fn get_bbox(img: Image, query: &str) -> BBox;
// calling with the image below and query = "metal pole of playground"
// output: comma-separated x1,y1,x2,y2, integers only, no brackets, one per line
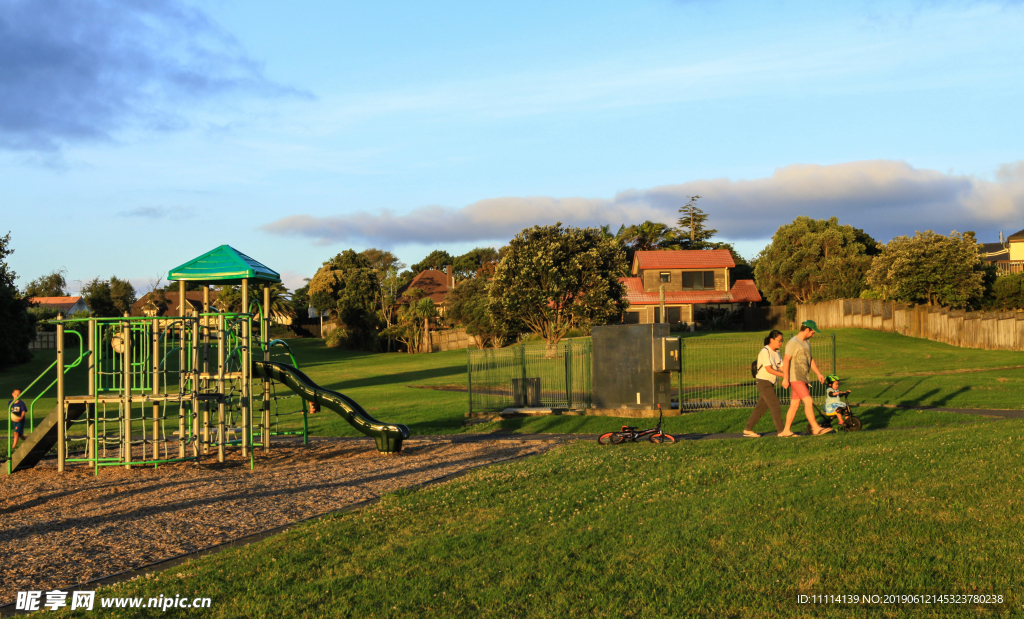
179,280,187,459
87,318,96,464
241,278,250,457
152,321,159,460
56,314,65,473
122,317,132,470
202,286,211,456
191,318,200,460
263,283,271,454
217,312,226,463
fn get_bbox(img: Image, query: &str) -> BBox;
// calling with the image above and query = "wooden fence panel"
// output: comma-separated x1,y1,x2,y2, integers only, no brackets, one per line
796,298,1024,351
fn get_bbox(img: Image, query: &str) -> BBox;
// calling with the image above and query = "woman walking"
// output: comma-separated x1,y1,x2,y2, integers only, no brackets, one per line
743,330,785,437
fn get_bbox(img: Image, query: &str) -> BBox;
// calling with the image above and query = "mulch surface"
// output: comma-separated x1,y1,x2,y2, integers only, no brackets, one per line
0,437,559,604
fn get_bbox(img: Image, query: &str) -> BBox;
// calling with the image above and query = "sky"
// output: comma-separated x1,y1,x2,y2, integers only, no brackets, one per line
2,0,1023,295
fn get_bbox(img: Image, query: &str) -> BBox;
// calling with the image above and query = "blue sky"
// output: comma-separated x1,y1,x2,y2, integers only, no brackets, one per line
2,0,1023,294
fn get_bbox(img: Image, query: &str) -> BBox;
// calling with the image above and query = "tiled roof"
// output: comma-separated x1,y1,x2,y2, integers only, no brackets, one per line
398,269,452,305
1008,228,1024,241
632,249,735,273
620,277,761,304
30,296,83,310
131,290,221,316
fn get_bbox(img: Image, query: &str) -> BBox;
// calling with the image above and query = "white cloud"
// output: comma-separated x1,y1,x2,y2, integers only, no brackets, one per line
261,159,1024,246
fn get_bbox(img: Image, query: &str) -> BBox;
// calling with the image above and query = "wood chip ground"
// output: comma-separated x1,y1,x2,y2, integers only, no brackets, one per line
0,437,557,604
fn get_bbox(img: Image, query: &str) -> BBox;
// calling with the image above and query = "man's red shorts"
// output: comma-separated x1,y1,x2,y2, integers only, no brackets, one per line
790,380,811,399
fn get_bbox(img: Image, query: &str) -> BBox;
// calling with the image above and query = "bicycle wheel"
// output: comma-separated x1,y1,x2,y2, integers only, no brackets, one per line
843,416,862,432
598,432,624,445
649,432,676,444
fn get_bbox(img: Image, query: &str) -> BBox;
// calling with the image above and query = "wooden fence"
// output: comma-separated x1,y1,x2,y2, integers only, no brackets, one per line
422,327,475,352
796,299,1024,351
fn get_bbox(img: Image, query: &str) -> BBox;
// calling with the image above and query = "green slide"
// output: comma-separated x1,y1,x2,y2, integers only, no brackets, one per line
6,403,88,474
253,360,410,453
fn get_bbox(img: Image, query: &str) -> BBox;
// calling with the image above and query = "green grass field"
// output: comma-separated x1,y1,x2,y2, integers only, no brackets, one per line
4,328,1021,457
61,418,1024,618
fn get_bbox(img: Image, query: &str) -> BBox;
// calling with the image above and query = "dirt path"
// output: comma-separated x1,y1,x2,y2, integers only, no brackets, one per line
0,437,559,604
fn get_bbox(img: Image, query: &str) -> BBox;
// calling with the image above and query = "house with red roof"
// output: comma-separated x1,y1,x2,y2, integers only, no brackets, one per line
397,266,457,314
29,296,90,315
620,249,761,324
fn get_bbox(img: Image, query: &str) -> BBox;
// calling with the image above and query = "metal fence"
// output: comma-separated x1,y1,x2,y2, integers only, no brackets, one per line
466,334,835,413
678,333,835,410
467,340,592,413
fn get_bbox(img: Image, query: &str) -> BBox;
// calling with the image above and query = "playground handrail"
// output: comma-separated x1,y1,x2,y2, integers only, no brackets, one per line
6,332,89,472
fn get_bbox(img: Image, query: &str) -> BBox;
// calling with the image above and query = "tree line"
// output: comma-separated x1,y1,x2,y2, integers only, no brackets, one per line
1,205,1020,367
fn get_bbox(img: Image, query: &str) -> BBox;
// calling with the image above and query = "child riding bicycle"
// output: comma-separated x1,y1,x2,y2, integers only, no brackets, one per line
824,374,851,426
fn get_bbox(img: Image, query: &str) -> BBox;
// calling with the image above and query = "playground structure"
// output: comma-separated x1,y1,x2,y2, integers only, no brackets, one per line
6,246,410,475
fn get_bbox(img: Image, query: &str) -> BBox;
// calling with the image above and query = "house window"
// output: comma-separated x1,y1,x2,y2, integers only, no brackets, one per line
682,271,716,290
659,272,671,283
623,311,641,324
666,306,681,323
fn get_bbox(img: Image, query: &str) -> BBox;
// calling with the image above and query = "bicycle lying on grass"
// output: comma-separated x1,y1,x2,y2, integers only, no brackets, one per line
598,404,676,445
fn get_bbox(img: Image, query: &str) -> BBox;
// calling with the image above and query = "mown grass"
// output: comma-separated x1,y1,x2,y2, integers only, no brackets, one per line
4,328,1020,457
63,419,1024,618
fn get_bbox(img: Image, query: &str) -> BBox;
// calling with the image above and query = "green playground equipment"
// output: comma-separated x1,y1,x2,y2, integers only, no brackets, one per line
6,245,410,475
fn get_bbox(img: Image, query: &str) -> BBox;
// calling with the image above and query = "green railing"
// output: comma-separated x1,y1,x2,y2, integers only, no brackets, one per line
467,340,592,413
678,333,836,410
465,333,837,413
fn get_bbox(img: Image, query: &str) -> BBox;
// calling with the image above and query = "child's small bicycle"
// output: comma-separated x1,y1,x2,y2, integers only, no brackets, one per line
816,392,862,432
598,404,676,445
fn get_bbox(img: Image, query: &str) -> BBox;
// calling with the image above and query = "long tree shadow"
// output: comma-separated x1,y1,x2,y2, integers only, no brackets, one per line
316,365,467,392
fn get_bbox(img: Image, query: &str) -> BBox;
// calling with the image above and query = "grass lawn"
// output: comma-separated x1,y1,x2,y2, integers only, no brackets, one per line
4,328,1021,457
64,418,1024,618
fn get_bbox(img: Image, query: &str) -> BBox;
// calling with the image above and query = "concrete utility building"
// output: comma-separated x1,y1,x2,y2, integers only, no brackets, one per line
619,249,762,325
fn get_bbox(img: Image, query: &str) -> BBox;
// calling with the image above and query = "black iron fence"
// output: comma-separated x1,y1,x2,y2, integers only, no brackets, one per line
466,340,592,413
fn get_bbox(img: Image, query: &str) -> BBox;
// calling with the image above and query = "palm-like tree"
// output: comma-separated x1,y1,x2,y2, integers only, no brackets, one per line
413,298,437,353
622,221,677,251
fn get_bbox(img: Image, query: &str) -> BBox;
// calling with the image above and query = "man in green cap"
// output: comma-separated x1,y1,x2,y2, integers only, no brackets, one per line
778,320,832,436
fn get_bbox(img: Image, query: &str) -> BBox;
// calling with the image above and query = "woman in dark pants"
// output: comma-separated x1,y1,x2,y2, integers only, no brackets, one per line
743,330,785,437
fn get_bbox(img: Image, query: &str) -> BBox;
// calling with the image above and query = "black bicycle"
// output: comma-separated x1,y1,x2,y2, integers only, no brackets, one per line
598,404,676,445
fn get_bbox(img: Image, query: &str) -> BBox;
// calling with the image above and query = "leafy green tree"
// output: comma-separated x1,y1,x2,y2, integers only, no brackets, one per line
410,250,454,274
865,230,987,308
446,275,505,348
675,195,718,250
308,250,381,349
754,216,878,305
81,276,137,317
0,233,35,368
23,269,68,297
990,273,1024,309
453,247,500,280
489,223,627,347
291,279,311,318
383,287,426,353
359,248,406,349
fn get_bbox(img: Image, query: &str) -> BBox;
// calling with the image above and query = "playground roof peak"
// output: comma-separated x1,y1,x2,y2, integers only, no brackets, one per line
168,245,281,284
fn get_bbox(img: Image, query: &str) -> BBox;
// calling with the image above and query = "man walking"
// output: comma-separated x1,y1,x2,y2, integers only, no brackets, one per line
779,320,832,437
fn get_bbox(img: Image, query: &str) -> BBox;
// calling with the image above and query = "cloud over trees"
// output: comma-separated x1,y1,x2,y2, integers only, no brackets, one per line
262,160,1024,245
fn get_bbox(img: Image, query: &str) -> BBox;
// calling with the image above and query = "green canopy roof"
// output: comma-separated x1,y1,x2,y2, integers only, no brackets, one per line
168,245,281,284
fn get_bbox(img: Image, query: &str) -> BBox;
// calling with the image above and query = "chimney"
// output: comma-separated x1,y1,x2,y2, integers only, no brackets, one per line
446,264,454,289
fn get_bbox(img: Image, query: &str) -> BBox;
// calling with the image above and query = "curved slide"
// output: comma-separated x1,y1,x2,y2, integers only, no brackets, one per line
253,360,410,453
